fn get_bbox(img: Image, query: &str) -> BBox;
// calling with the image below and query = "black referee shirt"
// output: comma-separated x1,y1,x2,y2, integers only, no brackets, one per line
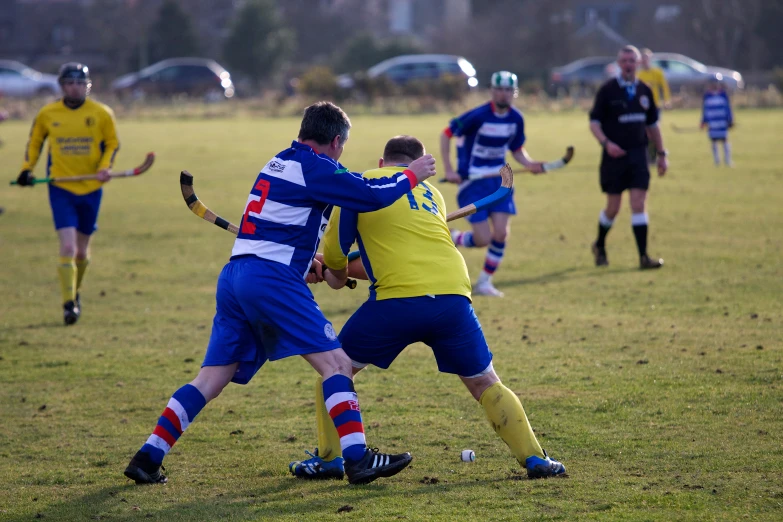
589,77,659,151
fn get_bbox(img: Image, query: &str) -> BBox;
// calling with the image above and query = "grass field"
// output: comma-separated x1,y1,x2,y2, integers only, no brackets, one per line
1,108,782,521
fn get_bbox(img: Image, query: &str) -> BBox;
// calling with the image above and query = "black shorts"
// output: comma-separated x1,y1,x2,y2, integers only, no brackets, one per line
600,147,650,194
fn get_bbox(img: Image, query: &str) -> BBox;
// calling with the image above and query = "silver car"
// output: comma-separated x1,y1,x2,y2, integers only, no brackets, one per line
550,53,744,94
338,54,478,89
647,53,744,91
0,60,60,98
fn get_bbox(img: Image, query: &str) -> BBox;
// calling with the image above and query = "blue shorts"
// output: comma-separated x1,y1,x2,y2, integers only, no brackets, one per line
457,178,515,223
48,185,103,235
203,256,341,385
338,295,492,377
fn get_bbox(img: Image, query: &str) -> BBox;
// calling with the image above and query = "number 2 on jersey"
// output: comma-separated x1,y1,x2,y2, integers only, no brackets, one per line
241,178,271,234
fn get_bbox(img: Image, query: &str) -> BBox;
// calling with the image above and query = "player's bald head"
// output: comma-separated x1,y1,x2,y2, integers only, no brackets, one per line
383,135,425,165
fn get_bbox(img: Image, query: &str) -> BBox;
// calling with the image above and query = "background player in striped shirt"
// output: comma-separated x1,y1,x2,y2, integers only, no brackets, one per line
14,63,119,325
290,135,565,480
124,102,437,486
701,75,734,166
441,71,545,297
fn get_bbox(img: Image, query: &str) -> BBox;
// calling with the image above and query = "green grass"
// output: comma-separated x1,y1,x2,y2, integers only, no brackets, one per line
1,109,782,521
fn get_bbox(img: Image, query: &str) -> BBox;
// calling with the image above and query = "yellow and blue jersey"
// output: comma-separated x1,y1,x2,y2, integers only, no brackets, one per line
323,166,472,301
22,98,120,195
637,67,671,108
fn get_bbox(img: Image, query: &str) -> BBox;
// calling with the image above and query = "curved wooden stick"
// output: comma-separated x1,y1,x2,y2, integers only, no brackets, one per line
10,152,155,185
180,171,356,289
446,163,514,222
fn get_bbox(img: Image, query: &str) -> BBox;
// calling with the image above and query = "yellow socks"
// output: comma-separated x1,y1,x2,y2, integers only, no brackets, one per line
75,257,90,292
57,257,77,304
479,381,545,464
314,377,343,461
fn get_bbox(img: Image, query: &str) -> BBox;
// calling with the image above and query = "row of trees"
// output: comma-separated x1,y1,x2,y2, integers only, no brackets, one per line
5,0,782,90
127,0,292,88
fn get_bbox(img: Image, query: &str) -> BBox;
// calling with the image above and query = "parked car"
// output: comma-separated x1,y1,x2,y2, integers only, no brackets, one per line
112,58,234,99
548,56,614,95
549,53,744,94
646,53,744,91
338,54,478,89
0,60,60,98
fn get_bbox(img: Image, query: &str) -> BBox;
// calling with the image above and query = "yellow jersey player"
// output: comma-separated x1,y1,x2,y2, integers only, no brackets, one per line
289,135,566,480
15,63,120,325
637,49,671,111
638,49,671,164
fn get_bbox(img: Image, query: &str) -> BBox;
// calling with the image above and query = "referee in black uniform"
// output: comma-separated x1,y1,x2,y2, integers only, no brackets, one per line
589,45,668,269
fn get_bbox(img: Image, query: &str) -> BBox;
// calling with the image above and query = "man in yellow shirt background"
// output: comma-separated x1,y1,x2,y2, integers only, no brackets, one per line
638,49,672,164
289,135,566,481
15,63,120,325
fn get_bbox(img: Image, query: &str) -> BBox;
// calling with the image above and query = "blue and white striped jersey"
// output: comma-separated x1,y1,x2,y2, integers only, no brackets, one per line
231,141,417,277
702,91,733,140
446,102,526,179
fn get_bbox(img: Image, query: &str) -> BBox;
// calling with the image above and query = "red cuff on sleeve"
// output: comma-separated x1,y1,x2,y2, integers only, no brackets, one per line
443,128,453,138
403,169,417,188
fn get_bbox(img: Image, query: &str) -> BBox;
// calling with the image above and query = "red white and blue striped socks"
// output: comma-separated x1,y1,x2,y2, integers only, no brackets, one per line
140,384,207,465
451,229,476,247
323,374,367,463
479,239,506,281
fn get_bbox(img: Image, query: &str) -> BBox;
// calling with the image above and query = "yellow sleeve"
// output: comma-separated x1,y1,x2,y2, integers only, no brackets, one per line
97,106,120,171
21,112,48,171
322,207,349,270
659,69,671,103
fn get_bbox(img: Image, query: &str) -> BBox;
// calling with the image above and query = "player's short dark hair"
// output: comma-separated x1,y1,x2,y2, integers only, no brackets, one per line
383,135,424,164
298,101,351,147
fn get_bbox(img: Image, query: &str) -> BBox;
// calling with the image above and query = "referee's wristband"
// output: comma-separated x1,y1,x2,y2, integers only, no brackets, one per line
600,138,609,148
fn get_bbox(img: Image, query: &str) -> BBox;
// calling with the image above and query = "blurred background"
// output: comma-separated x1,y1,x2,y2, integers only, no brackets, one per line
1,0,782,117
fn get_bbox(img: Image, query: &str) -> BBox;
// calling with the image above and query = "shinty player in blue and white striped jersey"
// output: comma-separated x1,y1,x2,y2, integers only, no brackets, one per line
701,75,734,167
441,71,546,297
123,102,437,486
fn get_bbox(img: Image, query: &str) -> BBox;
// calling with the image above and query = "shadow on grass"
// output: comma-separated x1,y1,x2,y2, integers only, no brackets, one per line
33,472,518,520
497,266,639,289
2,321,66,331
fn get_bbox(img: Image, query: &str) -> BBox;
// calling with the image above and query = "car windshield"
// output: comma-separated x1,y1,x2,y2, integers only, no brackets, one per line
662,56,707,73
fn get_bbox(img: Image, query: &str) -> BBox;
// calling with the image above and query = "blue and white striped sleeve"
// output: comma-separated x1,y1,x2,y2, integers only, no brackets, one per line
308,158,417,212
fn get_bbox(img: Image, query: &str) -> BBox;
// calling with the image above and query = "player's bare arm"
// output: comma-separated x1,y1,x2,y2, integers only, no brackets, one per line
439,131,460,183
511,147,544,174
